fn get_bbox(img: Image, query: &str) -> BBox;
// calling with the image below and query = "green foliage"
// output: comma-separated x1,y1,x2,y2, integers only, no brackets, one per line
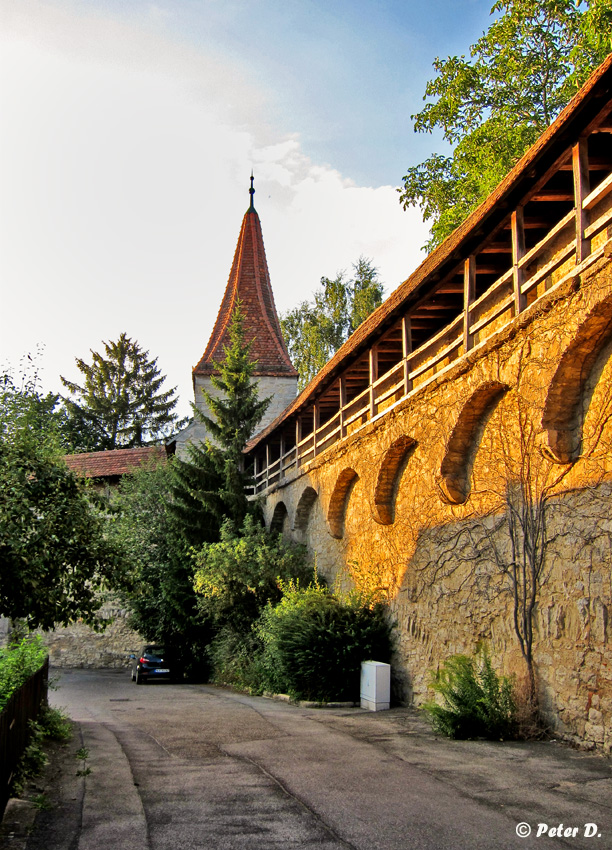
11,721,48,797
38,705,72,743
206,627,266,693
193,515,312,635
424,650,517,740
55,400,109,453
61,332,187,450
1,355,102,453
256,582,395,702
168,440,224,547
572,0,612,84
171,304,269,538
110,460,213,677
32,793,53,811
0,636,48,710
0,374,125,629
200,304,271,525
399,0,612,251
75,744,93,775
10,706,73,798
281,257,384,390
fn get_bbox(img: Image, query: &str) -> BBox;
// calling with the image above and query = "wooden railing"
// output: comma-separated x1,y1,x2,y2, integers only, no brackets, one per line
251,167,612,495
0,657,49,817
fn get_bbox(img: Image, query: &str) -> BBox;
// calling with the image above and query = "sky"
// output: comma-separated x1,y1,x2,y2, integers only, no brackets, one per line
0,0,495,418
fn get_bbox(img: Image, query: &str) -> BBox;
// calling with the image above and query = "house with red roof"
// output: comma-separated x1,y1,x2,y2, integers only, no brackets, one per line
64,445,174,493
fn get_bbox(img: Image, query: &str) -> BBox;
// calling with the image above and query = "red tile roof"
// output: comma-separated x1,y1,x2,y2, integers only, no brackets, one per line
193,193,298,379
64,446,170,479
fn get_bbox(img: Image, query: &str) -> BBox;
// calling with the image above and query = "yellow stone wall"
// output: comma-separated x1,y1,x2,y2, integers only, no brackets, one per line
263,253,612,750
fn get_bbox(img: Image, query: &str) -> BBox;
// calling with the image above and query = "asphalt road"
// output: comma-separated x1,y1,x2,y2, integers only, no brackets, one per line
7,669,612,850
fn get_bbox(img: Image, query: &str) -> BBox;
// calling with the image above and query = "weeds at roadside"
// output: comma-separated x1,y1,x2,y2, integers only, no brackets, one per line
75,746,92,777
10,706,73,797
31,793,53,811
424,648,518,740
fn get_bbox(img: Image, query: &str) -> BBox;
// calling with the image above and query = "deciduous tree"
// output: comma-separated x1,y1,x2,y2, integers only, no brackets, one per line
192,515,310,634
399,0,612,250
0,372,124,630
281,257,384,389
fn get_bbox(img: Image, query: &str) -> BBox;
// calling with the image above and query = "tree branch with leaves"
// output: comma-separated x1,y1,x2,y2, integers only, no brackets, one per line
0,370,125,630
399,0,612,251
281,257,384,390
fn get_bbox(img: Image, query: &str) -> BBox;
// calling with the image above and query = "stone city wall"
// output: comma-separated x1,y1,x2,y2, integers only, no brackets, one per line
262,254,612,750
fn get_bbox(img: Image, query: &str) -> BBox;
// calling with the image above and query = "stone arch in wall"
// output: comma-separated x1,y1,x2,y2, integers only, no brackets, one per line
439,381,508,504
327,468,359,539
541,293,612,464
373,435,417,525
270,501,289,534
293,486,318,532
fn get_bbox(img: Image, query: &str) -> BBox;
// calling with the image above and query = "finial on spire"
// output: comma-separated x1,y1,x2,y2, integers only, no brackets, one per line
249,171,255,211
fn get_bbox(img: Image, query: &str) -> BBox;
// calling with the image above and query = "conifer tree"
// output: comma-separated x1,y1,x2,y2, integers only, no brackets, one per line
169,440,225,546
61,333,186,450
170,303,271,541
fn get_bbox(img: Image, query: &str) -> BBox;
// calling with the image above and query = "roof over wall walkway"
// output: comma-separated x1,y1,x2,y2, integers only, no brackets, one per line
245,54,612,494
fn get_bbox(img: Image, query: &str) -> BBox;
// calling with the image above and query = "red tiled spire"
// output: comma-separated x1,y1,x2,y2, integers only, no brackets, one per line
193,177,298,378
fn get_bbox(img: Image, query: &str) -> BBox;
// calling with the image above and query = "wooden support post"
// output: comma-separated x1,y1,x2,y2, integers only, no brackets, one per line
369,345,378,419
511,208,526,314
295,418,302,467
339,376,347,439
265,443,270,490
312,403,319,459
573,139,590,265
401,315,412,395
279,433,285,479
463,255,476,353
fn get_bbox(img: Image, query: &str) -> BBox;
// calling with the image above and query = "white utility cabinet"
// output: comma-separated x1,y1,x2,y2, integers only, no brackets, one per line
360,660,390,711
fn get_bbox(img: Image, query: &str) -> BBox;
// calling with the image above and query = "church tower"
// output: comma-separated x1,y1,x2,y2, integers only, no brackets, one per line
177,177,298,452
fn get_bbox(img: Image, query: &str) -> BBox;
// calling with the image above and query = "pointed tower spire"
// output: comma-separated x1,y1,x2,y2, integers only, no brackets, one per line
193,177,298,380
249,170,255,211
175,178,298,455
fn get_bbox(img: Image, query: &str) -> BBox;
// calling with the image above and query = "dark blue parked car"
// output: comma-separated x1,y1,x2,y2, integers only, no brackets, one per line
130,645,173,684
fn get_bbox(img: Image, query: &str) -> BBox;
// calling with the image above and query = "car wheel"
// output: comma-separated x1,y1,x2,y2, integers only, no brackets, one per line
135,668,146,685
131,672,135,682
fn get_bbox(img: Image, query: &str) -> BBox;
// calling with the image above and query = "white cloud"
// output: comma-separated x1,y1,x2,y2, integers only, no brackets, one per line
0,0,427,418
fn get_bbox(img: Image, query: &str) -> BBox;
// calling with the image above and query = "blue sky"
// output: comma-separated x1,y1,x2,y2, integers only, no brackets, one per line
99,0,492,184
0,0,495,416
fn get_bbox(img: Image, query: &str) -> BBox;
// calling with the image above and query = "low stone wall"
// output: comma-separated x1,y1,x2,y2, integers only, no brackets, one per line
39,602,143,669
